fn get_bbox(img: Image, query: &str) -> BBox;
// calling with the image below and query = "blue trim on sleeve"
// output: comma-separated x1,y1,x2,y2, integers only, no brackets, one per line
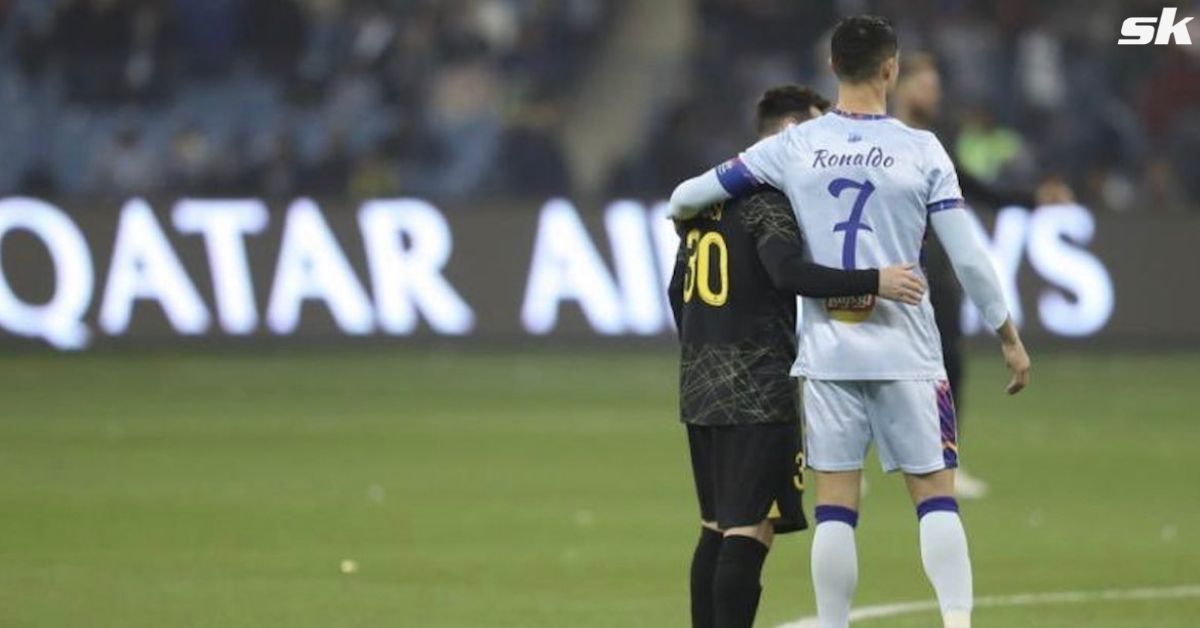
715,158,761,196
927,198,966,213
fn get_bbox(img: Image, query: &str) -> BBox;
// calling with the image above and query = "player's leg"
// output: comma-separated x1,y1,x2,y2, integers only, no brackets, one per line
870,380,972,628
907,471,972,628
687,426,722,628
811,470,861,628
804,380,870,628
691,521,724,628
708,422,796,628
713,521,772,628
723,521,773,546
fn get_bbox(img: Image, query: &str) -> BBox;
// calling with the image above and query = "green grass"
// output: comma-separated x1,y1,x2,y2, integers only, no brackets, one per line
0,349,1197,626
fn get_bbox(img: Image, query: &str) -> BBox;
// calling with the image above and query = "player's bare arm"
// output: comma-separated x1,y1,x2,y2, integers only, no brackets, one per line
997,318,1031,395
877,264,926,305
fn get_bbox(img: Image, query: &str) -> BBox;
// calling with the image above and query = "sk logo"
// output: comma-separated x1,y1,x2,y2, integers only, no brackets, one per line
848,133,863,143
1118,7,1194,45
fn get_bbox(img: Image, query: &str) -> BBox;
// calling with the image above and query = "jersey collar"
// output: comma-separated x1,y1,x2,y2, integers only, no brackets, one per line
830,108,891,121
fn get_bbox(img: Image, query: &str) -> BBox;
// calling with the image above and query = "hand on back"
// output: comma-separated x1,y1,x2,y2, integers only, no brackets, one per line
877,263,925,305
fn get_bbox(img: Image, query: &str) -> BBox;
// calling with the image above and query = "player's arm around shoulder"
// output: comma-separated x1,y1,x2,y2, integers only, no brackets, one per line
741,190,924,302
667,128,796,220
668,170,730,220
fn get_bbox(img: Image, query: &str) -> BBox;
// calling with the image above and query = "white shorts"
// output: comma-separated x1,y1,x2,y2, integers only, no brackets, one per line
803,379,959,474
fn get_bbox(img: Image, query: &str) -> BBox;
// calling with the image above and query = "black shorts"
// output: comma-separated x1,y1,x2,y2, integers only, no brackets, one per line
687,422,808,534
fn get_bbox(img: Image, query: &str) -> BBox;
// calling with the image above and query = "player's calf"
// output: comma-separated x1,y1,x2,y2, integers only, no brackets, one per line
811,505,860,627
711,520,771,628
690,523,724,628
910,486,973,628
809,470,864,628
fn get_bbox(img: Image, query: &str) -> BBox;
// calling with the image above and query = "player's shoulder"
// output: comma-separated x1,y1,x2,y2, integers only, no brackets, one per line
784,113,837,138
732,186,790,213
879,118,949,164
878,116,938,143
734,187,797,238
762,115,833,149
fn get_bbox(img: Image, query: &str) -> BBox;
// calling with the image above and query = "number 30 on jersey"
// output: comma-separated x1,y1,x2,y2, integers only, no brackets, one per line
683,229,728,306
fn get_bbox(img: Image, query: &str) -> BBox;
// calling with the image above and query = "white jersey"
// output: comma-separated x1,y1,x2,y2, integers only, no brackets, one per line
737,109,964,380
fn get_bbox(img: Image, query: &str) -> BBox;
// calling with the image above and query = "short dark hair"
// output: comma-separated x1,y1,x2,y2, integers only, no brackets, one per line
756,85,831,134
830,15,899,83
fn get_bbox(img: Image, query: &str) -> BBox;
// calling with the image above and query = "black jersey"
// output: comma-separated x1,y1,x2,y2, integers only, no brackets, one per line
668,189,878,426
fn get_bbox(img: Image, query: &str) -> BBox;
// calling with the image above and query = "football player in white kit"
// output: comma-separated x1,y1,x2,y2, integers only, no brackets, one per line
666,15,1031,628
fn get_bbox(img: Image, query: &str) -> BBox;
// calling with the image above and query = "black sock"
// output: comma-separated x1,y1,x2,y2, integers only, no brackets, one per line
690,527,724,628
713,535,769,628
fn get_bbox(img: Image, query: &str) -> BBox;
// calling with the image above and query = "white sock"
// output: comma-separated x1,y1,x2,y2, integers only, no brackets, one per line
918,506,973,628
811,507,858,628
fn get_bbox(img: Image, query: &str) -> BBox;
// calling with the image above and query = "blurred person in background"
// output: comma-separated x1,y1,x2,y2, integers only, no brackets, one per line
246,0,305,80
166,123,220,195
349,146,400,199
414,56,503,198
894,53,1072,499
1137,48,1200,212
173,0,237,77
486,94,573,197
54,0,137,104
255,131,302,199
954,106,1027,191
0,0,612,201
46,0,169,104
90,123,162,196
16,160,60,197
0,0,1193,212
305,129,353,197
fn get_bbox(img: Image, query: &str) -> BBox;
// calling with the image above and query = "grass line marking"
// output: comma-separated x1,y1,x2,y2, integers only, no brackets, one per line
777,584,1200,627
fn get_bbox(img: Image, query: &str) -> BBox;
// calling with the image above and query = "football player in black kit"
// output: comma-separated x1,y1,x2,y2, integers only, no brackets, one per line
669,85,927,628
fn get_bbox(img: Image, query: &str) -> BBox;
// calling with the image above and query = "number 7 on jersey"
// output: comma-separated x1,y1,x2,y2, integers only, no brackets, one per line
829,178,876,270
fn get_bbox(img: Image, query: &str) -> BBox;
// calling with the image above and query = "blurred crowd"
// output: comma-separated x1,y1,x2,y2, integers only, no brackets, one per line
1,0,1198,213
616,0,1200,213
0,0,609,199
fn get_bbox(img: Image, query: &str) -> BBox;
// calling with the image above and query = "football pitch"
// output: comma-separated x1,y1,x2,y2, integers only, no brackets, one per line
1,349,1197,627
